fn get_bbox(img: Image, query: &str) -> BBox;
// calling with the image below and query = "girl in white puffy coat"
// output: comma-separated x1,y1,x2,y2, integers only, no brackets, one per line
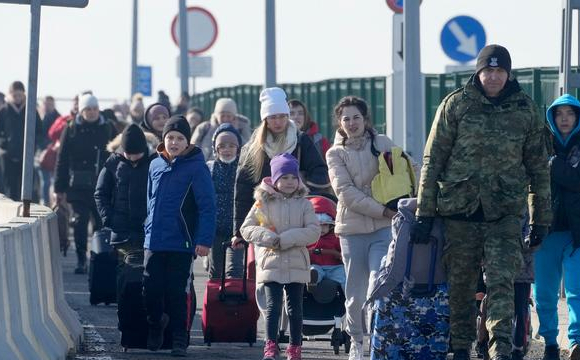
240,153,319,360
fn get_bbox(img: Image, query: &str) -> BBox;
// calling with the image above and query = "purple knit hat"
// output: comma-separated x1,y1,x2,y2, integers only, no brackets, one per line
270,153,299,184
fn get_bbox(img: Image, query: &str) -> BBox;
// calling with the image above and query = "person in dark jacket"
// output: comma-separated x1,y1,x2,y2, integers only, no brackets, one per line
37,95,61,205
54,93,116,274
0,81,42,201
206,123,243,279
533,94,580,360
94,124,151,255
289,99,331,161
232,87,330,245
143,115,216,356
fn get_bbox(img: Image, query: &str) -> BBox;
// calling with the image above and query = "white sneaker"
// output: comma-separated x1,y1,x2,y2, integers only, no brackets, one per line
349,340,364,360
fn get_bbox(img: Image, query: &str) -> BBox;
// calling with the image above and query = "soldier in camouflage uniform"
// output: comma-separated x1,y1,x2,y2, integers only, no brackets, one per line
410,45,552,360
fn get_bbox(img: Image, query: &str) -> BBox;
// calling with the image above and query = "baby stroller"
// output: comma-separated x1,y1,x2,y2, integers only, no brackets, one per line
278,194,350,355
278,278,350,354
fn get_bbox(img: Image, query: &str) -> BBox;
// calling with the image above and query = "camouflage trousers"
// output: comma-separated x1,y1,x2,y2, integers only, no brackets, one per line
443,215,523,357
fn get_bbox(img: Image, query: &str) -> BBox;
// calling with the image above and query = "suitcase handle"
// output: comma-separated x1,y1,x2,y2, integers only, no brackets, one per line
219,241,250,302
404,236,438,297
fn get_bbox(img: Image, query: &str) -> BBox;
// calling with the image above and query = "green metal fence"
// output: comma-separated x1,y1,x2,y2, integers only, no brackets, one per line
191,67,576,142
423,67,574,133
190,77,387,141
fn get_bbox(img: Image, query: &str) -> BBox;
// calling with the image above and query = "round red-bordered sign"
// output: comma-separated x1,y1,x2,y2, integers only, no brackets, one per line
171,6,218,56
386,0,422,14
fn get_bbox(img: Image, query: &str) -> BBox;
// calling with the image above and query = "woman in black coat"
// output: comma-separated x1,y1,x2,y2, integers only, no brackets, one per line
232,87,330,242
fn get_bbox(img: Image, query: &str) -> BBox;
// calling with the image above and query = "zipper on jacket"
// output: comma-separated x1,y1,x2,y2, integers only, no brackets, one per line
180,184,193,248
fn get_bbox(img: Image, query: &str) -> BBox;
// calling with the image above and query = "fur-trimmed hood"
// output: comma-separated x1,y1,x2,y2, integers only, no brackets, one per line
253,177,309,202
107,131,160,154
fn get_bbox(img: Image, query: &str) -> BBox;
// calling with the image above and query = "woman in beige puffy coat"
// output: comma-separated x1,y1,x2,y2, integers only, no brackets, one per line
326,96,399,360
240,153,319,360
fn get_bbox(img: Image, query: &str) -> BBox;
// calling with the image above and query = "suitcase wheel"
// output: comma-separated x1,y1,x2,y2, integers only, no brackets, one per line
123,347,128,353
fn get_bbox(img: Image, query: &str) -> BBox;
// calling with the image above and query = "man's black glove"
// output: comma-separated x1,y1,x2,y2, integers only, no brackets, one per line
526,225,549,249
410,216,435,244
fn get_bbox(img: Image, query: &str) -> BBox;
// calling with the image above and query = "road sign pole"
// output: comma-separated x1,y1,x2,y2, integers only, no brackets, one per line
403,0,424,160
559,0,580,95
130,0,138,97
265,0,277,87
179,0,189,95
387,14,404,147
20,0,42,216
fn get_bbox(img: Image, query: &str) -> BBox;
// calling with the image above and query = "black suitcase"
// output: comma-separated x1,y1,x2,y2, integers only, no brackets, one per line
88,228,118,305
117,253,196,351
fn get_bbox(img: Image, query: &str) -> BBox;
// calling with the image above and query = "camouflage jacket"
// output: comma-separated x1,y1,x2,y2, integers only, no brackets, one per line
416,78,552,225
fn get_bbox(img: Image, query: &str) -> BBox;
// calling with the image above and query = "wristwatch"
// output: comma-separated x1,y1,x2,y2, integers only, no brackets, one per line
313,248,322,255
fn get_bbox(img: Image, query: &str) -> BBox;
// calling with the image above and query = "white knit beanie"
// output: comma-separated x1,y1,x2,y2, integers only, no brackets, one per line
259,87,290,120
78,94,99,112
213,98,238,115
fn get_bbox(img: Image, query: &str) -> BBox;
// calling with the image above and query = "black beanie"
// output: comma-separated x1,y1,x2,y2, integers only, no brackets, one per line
162,115,191,143
475,44,511,75
122,123,148,154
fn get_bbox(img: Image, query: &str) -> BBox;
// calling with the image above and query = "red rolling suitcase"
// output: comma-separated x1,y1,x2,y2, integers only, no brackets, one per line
202,242,259,346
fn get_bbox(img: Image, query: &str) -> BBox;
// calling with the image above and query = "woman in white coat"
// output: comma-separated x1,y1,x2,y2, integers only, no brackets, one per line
326,96,398,360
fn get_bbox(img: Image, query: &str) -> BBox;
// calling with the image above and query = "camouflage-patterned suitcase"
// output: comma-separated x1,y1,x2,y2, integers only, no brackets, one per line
370,239,450,360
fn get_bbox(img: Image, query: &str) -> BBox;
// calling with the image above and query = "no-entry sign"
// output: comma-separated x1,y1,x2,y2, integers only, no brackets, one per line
386,0,422,14
171,6,218,56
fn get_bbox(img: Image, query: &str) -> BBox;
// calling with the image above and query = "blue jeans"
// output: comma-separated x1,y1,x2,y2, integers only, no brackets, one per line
37,167,52,206
533,231,580,348
310,264,346,290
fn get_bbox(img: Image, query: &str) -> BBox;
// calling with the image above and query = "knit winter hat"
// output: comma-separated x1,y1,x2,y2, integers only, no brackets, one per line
270,153,299,185
213,98,238,115
475,44,512,75
260,87,290,120
78,93,99,112
147,104,170,122
121,123,148,154
162,115,191,143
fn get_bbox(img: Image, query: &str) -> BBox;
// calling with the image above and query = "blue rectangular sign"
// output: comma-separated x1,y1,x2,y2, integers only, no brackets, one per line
136,65,152,97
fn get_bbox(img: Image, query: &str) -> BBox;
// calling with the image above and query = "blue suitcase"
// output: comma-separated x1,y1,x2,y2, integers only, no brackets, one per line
370,239,450,360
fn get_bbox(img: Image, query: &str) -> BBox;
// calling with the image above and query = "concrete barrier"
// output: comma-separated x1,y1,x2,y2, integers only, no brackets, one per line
0,196,83,359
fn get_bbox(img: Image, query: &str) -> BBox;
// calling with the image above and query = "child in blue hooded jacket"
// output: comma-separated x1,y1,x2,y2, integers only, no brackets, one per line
533,94,580,360
143,115,216,357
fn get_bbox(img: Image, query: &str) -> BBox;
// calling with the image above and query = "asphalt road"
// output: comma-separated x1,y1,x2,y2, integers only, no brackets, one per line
62,244,564,360
64,248,351,360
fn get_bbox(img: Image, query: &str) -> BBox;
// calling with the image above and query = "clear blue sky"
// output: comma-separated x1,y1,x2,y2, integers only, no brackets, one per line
0,0,561,109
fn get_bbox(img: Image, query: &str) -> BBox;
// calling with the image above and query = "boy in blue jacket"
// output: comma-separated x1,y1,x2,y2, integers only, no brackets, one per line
143,115,216,357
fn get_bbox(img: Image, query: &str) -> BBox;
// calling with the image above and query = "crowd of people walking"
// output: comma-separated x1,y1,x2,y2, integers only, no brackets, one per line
0,44,579,360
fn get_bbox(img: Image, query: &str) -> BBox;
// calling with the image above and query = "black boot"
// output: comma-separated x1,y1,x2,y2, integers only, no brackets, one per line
74,252,87,274
147,313,169,351
543,345,560,360
477,342,490,360
512,349,524,360
170,331,188,357
453,349,471,360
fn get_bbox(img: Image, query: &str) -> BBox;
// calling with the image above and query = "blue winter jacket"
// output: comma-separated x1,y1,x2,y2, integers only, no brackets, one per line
144,144,216,253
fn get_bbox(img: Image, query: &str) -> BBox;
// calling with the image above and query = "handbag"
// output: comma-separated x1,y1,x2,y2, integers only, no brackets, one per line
39,142,58,172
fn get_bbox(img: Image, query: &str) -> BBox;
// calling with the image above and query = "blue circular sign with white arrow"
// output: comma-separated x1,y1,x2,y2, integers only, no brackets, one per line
440,15,486,63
